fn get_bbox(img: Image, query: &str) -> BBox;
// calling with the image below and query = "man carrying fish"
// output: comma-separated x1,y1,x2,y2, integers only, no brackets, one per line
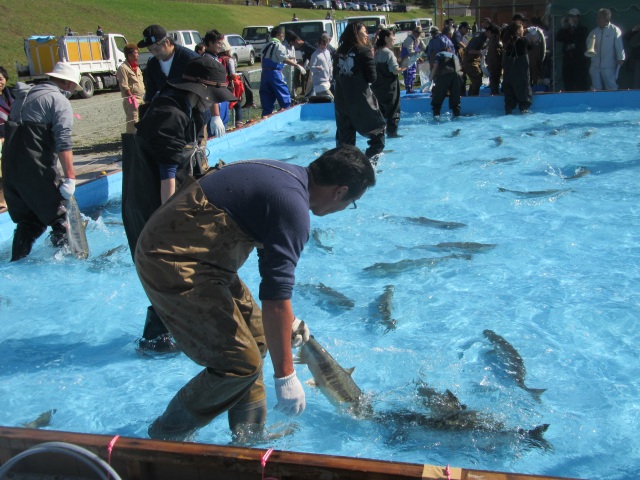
135,145,375,442
2,62,80,261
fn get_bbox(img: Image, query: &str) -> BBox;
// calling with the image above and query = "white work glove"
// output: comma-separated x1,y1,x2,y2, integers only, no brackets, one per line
273,372,306,416
297,65,306,77
209,115,225,138
291,316,310,348
59,179,76,199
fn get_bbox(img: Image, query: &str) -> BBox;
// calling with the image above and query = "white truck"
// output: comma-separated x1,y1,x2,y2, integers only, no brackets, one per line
16,33,128,98
279,19,338,61
242,25,275,59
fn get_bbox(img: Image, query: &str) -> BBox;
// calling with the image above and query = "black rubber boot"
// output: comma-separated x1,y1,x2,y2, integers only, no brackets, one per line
49,216,68,248
10,223,46,262
137,306,179,355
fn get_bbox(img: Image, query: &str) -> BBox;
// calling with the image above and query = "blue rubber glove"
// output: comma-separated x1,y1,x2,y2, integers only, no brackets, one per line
274,372,305,416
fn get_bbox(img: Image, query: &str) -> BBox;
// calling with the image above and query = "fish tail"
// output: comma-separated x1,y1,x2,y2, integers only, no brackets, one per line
526,387,547,402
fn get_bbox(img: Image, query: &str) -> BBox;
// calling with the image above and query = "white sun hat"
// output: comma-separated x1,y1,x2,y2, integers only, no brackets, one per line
47,62,82,91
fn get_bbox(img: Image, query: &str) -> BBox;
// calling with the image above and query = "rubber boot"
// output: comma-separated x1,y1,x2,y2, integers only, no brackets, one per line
10,223,46,262
137,306,179,354
49,216,68,248
228,399,268,445
365,129,385,160
452,106,461,117
432,105,442,118
148,391,210,442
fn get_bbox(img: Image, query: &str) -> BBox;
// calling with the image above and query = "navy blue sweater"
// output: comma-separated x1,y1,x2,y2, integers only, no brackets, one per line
199,160,310,301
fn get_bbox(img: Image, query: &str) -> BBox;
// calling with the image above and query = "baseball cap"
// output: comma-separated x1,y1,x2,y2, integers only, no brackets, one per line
568,8,581,16
138,25,168,48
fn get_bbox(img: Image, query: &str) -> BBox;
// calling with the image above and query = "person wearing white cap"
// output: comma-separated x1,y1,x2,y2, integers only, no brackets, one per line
586,8,625,90
2,62,81,261
556,8,590,91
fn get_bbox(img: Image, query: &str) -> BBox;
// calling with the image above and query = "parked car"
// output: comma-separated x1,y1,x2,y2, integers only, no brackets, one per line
290,0,318,8
359,2,372,11
345,1,360,10
225,34,255,66
331,0,345,9
314,0,332,8
390,2,407,12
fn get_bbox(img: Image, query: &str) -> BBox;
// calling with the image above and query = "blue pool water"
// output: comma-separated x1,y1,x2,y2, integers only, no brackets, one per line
1,107,639,479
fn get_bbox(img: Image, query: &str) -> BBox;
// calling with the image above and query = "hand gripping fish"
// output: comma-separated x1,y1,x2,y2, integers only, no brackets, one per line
296,336,372,418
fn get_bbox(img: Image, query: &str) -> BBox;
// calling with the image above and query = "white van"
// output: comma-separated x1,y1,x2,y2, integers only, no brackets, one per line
167,30,202,51
279,19,338,60
242,25,274,59
341,15,388,42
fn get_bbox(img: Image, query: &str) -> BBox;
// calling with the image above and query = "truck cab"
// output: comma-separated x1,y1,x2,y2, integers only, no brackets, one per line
279,19,338,60
242,25,275,59
339,15,388,43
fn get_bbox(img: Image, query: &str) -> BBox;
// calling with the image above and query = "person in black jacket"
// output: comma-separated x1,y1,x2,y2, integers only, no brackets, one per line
122,56,238,354
138,25,199,105
333,22,385,160
555,9,589,91
502,22,532,114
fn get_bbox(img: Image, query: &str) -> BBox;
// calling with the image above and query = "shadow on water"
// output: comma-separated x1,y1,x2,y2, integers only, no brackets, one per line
0,335,137,376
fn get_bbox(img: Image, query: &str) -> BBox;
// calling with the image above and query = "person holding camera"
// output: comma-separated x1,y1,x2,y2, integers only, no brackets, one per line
556,8,589,91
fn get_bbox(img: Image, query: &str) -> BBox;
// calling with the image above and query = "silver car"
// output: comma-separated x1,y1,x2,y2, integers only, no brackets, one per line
225,34,256,66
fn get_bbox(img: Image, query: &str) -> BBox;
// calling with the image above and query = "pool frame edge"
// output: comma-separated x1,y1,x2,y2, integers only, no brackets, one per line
0,426,580,480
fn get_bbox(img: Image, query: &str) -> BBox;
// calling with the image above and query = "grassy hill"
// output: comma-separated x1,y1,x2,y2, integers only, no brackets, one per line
1,0,435,83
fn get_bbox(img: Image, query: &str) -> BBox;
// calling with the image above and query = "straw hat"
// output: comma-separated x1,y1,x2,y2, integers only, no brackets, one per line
47,62,82,91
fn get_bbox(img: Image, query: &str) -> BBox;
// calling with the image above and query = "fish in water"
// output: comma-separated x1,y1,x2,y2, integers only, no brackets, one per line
497,187,571,198
64,196,89,259
296,336,372,417
387,215,467,230
22,409,56,429
564,166,591,180
546,128,565,136
296,282,355,310
580,129,596,138
449,128,462,137
374,285,397,332
434,242,497,253
484,157,517,166
99,244,128,258
379,409,551,449
311,228,333,253
416,383,467,417
363,254,472,276
287,129,329,142
483,329,546,401
493,136,504,146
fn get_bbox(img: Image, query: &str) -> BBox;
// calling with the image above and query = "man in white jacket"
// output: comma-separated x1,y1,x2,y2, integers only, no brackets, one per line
587,8,625,90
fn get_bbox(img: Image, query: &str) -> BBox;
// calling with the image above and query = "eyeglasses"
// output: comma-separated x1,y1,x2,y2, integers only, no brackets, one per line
350,200,358,209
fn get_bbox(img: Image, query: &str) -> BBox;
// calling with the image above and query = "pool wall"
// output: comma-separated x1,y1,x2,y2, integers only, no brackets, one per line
1,89,639,245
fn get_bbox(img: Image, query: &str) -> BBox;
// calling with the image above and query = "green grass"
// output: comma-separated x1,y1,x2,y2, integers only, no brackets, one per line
1,0,437,84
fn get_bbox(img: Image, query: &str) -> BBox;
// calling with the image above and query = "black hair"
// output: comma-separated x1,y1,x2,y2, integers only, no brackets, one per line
486,24,500,36
204,29,224,46
375,29,393,48
285,31,301,43
271,26,283,38
338,22,367,54
0,66,10,81
308,145,376,199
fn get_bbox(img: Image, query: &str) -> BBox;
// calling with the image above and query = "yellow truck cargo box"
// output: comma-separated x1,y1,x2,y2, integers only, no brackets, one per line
24,35,105,76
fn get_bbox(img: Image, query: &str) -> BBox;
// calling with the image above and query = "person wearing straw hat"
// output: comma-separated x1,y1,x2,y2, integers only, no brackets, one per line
122,55,238,354
1,62,81,261
556,8,589,91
